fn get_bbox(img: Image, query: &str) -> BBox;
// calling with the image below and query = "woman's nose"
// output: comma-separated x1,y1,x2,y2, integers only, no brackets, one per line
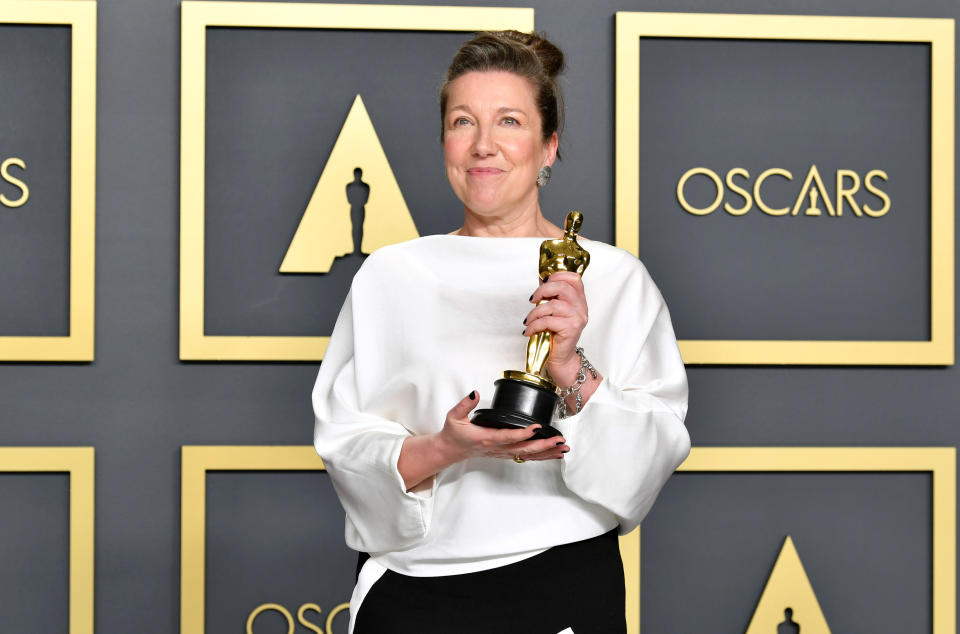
471,124,496,157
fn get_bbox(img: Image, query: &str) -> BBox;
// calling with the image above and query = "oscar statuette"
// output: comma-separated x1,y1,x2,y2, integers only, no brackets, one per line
471,211,591,439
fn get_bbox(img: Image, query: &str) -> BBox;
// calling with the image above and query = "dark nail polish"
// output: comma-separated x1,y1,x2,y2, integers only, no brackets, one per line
528,294,533,301
523,317,527,325
469,391,476,400
561,448,569,453
555,441,563,446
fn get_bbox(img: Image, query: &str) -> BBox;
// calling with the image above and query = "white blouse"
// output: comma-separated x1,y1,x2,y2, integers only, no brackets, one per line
312,235,690,581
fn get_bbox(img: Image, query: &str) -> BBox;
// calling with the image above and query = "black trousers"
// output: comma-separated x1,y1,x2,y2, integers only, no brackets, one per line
354,529,626,634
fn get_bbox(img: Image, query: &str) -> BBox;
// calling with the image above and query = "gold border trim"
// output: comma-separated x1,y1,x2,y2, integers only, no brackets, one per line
627,446,956,633
620,527,640,634
0,447,95,634
181,446,642,634
615,13,955,365
0,0,97,361
180,446,327,634
179,2,535,360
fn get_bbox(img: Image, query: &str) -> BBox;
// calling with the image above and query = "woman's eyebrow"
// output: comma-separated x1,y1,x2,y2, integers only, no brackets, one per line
448,105,527,115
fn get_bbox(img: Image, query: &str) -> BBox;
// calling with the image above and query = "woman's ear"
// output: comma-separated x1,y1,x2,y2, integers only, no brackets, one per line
543,131,559,166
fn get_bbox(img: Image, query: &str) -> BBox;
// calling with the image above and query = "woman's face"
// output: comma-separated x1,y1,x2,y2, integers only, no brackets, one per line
443,71,557,221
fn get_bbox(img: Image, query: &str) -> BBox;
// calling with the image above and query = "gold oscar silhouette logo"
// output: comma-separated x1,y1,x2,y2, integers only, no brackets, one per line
280,94,419,273
746,536,831,634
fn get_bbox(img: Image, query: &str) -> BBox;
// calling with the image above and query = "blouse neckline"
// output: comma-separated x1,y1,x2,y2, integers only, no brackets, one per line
431,233,594,242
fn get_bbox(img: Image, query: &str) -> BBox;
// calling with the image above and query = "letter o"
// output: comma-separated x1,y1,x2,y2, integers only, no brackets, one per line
676,167,723,215
247,603,294,634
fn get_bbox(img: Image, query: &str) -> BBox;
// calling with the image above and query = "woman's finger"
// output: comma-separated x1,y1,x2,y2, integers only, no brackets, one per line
491,425,544,443
504,442,569,461
524,445,569,461
524,299,575,325
468,425,545,453
523,314,585,338
446,390,480,422
542,271,584,287
532,271,584,295
530,279,583,306
502,436,567,456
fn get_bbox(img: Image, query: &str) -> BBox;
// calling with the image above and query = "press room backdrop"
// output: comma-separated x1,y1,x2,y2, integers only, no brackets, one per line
0,0,958,633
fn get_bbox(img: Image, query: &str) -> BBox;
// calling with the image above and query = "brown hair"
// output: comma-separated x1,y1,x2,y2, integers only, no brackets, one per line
440,30,566,157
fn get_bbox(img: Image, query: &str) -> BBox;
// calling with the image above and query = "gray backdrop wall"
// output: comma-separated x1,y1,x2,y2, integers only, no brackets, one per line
0,0,957,633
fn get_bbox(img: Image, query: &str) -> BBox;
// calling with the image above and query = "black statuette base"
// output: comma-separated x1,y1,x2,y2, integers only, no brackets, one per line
471,377,561,440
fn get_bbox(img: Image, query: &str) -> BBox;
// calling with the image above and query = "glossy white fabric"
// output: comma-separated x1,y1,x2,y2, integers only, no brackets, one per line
313,234,690,580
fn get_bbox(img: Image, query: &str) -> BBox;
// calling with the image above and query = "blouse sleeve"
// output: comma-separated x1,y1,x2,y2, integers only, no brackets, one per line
553,257,690,535
312,286,436,554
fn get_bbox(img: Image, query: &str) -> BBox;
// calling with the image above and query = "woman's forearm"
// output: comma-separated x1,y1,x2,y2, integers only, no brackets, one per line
398,431,465,492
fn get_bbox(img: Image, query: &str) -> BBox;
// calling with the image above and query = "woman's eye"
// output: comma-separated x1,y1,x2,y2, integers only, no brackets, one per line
502,117,518,125
453,117,470,127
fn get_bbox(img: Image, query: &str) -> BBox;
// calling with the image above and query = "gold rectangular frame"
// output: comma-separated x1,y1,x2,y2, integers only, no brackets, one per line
620,527,640,634
626,447,956,633
180,446,327,634
179,2,534,360
180,446,642,634
0,447,95,634
0,1,96,361
615,13,955,365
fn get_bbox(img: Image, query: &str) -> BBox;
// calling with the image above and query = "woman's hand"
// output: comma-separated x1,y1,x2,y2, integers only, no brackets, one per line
439,391,569,461
523,271,589,383
399,391,569,492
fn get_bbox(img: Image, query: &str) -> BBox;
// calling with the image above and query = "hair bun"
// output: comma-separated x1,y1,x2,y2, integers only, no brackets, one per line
500,30,565,79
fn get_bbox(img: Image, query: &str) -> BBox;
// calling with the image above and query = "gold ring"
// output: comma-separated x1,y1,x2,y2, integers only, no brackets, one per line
513,454,526,464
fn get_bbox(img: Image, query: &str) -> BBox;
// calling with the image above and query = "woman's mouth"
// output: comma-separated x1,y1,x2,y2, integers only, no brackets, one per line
467,167,505,176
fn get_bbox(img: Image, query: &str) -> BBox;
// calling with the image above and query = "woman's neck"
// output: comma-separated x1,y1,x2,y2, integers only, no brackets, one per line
452,206,564,238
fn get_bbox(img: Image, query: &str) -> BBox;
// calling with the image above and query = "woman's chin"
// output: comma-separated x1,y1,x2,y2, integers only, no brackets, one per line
462,193,539,217
462,199,510,217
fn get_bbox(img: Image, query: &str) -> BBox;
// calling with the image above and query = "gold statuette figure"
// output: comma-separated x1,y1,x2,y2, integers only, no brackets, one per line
472,211,591,439
525,211,590,377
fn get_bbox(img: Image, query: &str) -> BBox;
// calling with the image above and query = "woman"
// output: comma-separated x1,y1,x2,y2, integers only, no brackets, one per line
313,31,690,634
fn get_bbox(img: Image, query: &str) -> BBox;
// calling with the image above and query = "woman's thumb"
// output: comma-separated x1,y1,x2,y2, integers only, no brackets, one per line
450,390,479,419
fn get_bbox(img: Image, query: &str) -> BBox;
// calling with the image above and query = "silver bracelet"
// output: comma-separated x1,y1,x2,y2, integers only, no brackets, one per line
555,347,598,419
